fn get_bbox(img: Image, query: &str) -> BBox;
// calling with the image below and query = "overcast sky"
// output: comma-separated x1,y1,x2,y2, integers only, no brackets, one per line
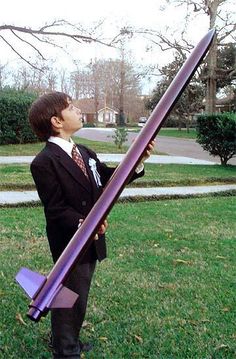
0,0,211,64
1,0,233,93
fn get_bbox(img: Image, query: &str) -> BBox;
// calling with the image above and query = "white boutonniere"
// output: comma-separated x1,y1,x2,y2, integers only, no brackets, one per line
89,158,102,186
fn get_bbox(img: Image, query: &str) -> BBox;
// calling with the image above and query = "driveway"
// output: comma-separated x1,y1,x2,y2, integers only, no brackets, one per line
75,128,236,165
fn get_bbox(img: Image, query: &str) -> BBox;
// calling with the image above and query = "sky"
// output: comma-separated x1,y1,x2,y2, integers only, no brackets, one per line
1,0,233,93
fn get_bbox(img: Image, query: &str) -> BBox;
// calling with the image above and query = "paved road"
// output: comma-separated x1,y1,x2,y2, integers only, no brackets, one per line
75,128,236,165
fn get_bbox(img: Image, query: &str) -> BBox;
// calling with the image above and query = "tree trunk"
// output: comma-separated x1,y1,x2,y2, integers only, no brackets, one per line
205,0,219,113
119,48,125,126
205,35,217,113
186,115,191,133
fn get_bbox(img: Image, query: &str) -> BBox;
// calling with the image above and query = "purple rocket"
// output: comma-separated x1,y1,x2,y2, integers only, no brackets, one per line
16,29,215,322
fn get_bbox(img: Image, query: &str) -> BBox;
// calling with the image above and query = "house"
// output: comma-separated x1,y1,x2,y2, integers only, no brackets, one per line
215,92,236,113
73,98,118,125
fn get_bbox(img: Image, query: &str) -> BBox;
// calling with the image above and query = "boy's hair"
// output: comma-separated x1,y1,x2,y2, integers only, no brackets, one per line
29,92,72,141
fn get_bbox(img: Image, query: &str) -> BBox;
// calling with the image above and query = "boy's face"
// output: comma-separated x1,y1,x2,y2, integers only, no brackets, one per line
59,99,83,136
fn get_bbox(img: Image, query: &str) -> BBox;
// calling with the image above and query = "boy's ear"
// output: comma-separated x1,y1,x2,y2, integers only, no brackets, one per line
51,116,63,129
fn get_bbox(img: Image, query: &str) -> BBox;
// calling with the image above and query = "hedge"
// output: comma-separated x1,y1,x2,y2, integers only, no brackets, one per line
196,112,236,165
0,89,37,144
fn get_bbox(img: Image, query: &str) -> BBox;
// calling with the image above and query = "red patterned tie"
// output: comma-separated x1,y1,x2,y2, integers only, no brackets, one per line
71,144,88,178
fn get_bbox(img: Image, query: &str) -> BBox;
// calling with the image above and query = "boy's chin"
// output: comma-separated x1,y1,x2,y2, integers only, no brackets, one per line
77,122,83,130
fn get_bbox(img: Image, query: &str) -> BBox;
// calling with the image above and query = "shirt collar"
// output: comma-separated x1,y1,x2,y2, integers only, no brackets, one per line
48,136,75,157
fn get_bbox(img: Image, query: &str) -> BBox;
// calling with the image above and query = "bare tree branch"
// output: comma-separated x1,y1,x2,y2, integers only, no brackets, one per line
0,23,115,46
0,35,43,71
30,32,64,49
0,21,124,69
218,23,236,42
10,30,46,60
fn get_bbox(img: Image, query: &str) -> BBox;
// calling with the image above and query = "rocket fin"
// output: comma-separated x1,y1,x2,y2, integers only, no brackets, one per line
15,267,46,299
48,285,79,309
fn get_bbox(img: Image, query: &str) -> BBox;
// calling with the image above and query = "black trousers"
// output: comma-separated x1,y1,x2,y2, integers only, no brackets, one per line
51,261,96,358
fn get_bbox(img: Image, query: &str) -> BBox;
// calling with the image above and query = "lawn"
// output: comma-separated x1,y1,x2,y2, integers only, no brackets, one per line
0,197,235,358
0,137,130,156
0,163,235,190
136,163,236,187
132,128,197,139
0,128,197,157
158,128,197,139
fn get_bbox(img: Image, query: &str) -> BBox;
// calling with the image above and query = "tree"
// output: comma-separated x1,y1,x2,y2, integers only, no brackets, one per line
10,58,59,93
188,0,235,112
146,54,205,130
0,63,8,89
112,127,128,149
135,0,236,112
196,112,236,165
70,57,144,123
213,42,236,90
0,21,124,70
59,69,72,95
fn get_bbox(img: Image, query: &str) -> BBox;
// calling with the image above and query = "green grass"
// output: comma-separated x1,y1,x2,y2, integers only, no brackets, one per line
132,128,197,139
0,163,235,190
158,128,197,139
134,163,236,187
0,138,126,156
0,197,235,358
0,137,134,156
0,164,34,190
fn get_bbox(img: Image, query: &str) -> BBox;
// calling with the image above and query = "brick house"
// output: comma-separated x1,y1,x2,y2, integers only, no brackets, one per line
73,98,118,124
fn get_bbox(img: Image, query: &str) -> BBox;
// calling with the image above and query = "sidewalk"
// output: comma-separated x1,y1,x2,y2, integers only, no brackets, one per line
0,154,216,165
1,185,236,205
1,154,234,205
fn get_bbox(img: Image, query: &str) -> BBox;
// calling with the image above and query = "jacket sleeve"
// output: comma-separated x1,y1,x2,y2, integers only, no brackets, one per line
31,159,84,231
80,145,144,187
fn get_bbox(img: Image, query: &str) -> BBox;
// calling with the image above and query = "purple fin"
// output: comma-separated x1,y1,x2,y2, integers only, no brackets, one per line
15,267,46,299
48,284,79,309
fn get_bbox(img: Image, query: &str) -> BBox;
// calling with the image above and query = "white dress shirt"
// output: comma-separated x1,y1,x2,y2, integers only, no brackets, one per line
48,136,144,173
48,136,79,157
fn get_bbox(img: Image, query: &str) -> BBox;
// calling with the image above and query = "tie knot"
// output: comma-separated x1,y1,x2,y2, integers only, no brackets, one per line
72,144,77,155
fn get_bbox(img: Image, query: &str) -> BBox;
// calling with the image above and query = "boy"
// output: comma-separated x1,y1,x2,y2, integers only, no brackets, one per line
29,91,154,358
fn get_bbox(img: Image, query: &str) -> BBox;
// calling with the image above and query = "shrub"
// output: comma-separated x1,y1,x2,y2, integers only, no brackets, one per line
105,123,116,128
83,122,96,128
0,89,37,145
112,127,128,149
196,112,236,165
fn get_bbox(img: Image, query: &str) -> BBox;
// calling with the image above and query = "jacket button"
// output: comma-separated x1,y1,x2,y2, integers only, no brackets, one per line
82,201,86,206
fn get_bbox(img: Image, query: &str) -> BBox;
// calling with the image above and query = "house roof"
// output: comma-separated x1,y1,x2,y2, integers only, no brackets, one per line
98,107,119,114
216,93,235,106
73,98,118,114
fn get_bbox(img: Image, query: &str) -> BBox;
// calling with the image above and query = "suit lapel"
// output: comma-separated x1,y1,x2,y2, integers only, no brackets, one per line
46,142,91,194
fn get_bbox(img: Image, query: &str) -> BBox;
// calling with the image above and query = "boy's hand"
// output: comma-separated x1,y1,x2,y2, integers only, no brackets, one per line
79,219,108,240
95,219,108,239
142,139,156,163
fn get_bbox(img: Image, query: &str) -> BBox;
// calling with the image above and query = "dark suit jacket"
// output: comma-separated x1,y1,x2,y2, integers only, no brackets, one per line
31,141,144,263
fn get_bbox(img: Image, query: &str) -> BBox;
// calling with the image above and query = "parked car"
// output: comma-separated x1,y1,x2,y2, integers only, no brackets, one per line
138,117,148,127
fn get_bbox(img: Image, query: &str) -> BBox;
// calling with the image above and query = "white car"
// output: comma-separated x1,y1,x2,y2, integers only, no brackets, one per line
138,117,148,127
